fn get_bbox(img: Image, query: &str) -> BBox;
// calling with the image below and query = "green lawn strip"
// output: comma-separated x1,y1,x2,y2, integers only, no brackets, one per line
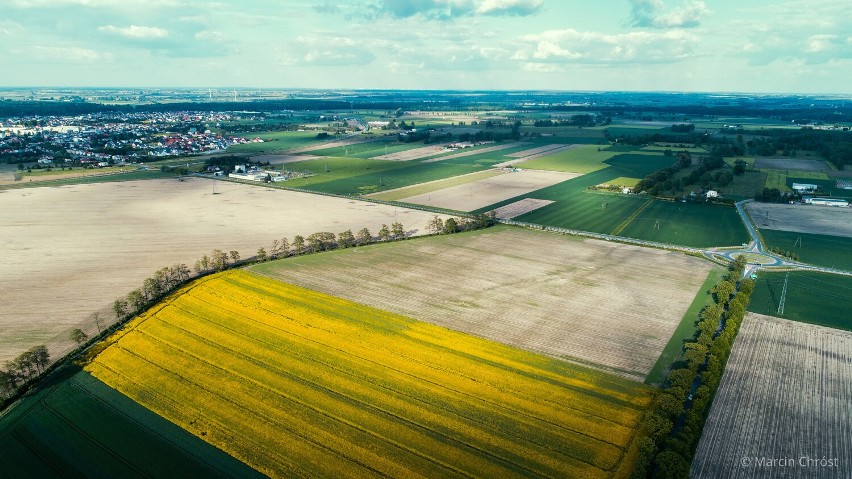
0,367,264,479
644,267,725,385
367,170,503,201
760,229,852,271
618,201,750,248
748,271,852,331
517,145,620,173
228,130,328,153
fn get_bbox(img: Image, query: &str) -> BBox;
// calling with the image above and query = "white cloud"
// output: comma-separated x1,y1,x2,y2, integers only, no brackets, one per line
522,62,562,73
98,24,169,39
362,0,542,20
805,34,838,53
29,45,109,63
628,0,708,29
515,28,698,64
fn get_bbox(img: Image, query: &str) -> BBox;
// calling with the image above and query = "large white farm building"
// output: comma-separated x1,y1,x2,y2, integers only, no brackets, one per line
792,183,818,193
804,197,849,207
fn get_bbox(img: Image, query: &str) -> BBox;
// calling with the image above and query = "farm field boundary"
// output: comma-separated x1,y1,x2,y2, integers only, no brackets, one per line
251,226,712,380
86,270,656,479
748,271,852,331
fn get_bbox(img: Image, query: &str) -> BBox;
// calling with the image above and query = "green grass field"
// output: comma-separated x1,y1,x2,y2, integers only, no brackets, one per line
748,271,852,331
760,229,852,271
228,130,325,153
0,367,263,479
518,145,621,173
618,201,749,247
645,267,726,385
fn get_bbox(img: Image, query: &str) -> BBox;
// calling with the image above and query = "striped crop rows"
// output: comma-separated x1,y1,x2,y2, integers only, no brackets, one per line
86,270,654,479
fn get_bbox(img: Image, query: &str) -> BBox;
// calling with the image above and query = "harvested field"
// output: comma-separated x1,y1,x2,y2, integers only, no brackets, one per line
490,198,555,219
691,313,852,479
420,142,522,163
370,144,448,161
250,153,322,164
251,226,713,380
0,178,448,362
87,271,655,479
366,170,502,202
754,158,832,172
397,170,579,211
746,202,852,238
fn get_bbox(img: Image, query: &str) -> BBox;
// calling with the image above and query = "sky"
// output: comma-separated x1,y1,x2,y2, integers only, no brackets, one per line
0,0,850,93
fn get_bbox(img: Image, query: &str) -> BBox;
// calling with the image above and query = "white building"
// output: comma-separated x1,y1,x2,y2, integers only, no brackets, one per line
804,197,848,207
705,190,720,198
792,183,818,193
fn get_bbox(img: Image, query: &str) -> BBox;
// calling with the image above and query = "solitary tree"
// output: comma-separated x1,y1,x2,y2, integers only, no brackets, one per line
356,228,372,245
127,289,145,313
229,250,240,263
112,299,127,320
278,238,290,257
91,312,104,333
391,221,405,239
443,217,458,234
378,224,391,241
426,216,444,234
338,229,355,248
70,328,88,345
256,247,267,261
292,235,305,254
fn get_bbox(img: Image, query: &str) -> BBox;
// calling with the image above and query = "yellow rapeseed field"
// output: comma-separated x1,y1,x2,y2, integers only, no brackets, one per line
86,270,654,479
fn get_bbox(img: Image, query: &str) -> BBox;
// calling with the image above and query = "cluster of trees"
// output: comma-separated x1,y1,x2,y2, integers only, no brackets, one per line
768,246,800,261
754,187,798,203
533,114,601,127
0,345,50,400
632,257,755,478
633,153,731,197
733,129,852,169
671,124,696,133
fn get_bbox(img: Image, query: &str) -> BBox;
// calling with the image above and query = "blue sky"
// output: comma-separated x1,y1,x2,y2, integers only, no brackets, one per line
1,0,850,93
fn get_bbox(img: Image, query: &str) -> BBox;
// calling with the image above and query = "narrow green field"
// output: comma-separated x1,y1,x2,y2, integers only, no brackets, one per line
228,130,324,153
760,229,852,271
308,138,424,159
518,145,621,173
645,267,726,385
618,201,749,247
0,367,263,479
748,271,852,331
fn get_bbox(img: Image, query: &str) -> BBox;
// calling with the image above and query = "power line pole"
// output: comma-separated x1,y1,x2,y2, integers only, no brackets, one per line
777,272,789,315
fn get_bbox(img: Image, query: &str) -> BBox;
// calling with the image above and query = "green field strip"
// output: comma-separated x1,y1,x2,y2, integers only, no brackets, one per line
611,199,653,235
0,368,265,479
748,271,852,331
759,229,852,271
645,267,726,385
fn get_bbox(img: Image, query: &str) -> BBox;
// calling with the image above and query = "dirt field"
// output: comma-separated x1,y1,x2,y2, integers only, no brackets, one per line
692,313,852,478
754,158,832,171
397,169,579,211
251,226,712,381
490,198,554,219
0,178,449,362
420,142,522,163
746,202,852,238
370,144,448,161
505,144,566,158
250,154,322,165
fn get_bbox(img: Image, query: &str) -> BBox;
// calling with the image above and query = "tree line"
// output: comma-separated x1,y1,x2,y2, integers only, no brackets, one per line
632,256,755,478
0,213,495,409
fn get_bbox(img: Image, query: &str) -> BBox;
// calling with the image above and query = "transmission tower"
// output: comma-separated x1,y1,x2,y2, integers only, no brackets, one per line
777,272,789,315
794,236,802,248
654,219,661,231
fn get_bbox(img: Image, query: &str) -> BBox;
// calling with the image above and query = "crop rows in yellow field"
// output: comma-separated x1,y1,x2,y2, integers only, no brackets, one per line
86,270,654,479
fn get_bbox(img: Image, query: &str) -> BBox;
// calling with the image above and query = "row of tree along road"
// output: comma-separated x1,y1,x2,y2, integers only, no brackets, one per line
631,256,756,479
0,214,494,410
